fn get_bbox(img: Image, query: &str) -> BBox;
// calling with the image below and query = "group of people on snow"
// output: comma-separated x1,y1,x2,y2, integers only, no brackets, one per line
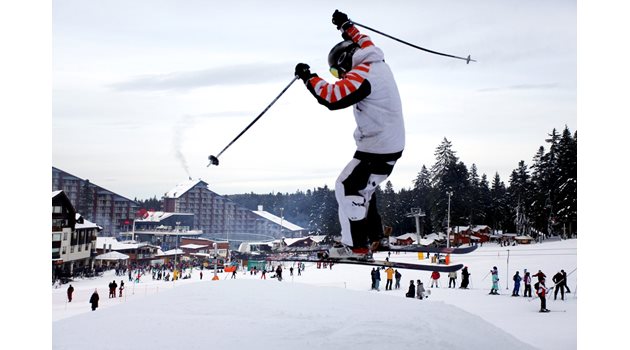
491,266,572,313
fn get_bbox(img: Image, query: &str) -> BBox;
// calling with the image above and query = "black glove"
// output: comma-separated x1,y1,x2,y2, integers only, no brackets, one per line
332,10,352,30
294,63,314,82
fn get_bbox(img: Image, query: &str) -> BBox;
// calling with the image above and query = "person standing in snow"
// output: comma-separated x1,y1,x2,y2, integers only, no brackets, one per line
261,268,266,280
385,267,394,290
295,10,405,259
561,269,571,294
533,269,546,283
66,284,74,302
275,265,283,282
416,280,426,300
552,271,565,300
405,280,415,298
370,268,377,290
535,278,550,312
460,266,471,289
374,268,381,291
489,266,500,295
89,289,99,311
512,271,522,296
448,271,457,288
394,269,402,289
523,271,532,297
430,270,440,288
119,280,124,298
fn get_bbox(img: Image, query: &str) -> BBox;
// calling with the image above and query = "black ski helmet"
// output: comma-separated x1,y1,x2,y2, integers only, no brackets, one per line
328,40,359,78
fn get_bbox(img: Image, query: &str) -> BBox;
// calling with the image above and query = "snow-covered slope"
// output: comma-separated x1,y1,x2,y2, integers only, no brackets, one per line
52,239,577,350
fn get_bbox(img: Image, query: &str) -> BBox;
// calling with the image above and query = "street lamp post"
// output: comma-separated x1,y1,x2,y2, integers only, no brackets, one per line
175,221,180,279
279,207,284,237
446,191,453,248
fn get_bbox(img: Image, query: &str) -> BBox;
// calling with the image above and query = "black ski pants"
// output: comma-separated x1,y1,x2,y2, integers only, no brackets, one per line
554,285,565,300
524,284,532,297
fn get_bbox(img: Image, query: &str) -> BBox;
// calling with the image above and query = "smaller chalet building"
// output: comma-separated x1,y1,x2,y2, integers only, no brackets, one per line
52,191,102,282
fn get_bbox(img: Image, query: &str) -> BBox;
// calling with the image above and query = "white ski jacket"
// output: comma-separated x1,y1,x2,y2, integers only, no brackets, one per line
305,25,405,156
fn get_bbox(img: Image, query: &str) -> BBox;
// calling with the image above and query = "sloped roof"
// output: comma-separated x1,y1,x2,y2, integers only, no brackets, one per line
251,210,304,232
180,243,209,250
95,251,129,260
75,213,102,230
164,179,206,199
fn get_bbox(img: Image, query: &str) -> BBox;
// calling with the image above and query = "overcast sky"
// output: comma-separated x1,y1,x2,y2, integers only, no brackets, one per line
52,0,576,199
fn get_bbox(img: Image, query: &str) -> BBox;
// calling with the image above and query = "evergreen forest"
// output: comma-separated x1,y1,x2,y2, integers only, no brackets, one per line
227,126,577,239
135,126,577,239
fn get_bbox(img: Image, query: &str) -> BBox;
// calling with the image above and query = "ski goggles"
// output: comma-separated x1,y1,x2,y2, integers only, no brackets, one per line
329,66,341,78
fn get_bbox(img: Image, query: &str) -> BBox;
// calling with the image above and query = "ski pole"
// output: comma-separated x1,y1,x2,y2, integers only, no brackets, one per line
208,76,299,166
481,270,491,281
351,21,476,64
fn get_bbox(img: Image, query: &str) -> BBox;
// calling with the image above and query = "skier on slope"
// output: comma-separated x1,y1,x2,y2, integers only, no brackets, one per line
523,270,532,297
512,271,522,296
535,278,550,313
489,266,500,295
295,10,405,259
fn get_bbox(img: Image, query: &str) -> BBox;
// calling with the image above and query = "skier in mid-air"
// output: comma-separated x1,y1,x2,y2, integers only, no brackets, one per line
295,9,405,259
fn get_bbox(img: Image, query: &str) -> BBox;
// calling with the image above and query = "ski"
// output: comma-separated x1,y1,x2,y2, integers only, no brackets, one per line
267,255,464,272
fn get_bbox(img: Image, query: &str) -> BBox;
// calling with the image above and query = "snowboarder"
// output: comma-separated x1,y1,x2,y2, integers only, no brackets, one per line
523,271,532,297
119,280,124,298
89,289,99,311
385,267,394,290
405,280,415,298
512,271,522,296
448,270,457,288
489,266,500,295
552,271,565,300
535,278,550,312
294,10,405,258
416,280,427,300
460,266,471,289
394,269,402,289
66,284,74,302
430,270,440,288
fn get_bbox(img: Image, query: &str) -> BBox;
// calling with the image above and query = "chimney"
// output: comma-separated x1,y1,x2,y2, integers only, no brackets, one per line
258,205,263,211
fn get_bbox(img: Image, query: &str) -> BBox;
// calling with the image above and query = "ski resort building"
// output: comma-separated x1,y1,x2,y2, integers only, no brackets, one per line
118,211,203,251
162,179,307,243
52,191,102,282
52,167,138,237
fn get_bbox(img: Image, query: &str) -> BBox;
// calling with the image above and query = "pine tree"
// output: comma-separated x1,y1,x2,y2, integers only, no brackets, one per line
509,161,533,236
430,137,458,187
489,173,508,232
555,126,577,236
